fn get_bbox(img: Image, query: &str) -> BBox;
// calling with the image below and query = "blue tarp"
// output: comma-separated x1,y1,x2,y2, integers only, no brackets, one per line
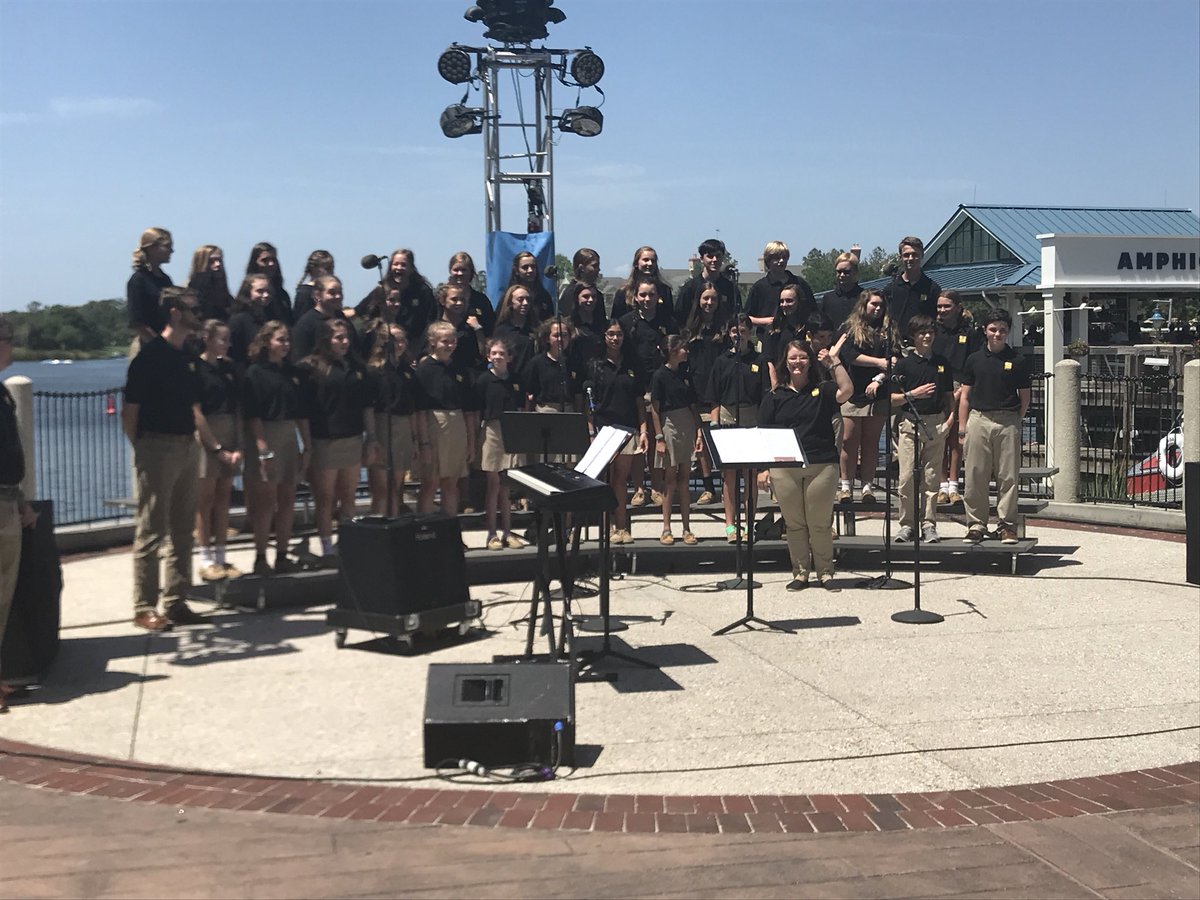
485,231,556,307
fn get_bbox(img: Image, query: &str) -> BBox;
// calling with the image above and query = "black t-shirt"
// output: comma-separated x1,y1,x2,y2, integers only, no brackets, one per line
650,365,695,414
883,272,941,336
293,282,317,321
477,369,527,422
525,353,576,409
820,284,861,330
586,356,641,429
707,348,767,408
189,270,233,322
195,357,239,416
126,268,173,332
299,359,370,439
262,277,293,327
227,308,265,366
415,356,472,411
960,345,1032,412
125,337,198,436
934,317,984,376
758,381,840,465
0,382,25,486
744,272,817,323
675,275,739,326
568,320,604,371
893,351,954,416
242,361,304,422
367,361,421,416
619,312,666,375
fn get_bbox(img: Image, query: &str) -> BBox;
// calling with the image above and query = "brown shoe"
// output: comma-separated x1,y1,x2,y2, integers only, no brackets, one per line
681,531,698,545
936,490,950,505
998,526,1019,545
947,490,962,505
659,530,675,546
695,490,715,506
629,487,646,507
133,610,173,632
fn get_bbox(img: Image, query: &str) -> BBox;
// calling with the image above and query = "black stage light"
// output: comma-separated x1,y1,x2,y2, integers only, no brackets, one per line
569,49,604,87
438,46,473,84
559,105,603,137
463,0,565,44
440,104,484,138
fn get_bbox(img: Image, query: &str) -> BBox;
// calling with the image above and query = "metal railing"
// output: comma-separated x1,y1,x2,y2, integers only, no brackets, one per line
33,387,131,525
1022,372,1052,478
1078,372,1183,508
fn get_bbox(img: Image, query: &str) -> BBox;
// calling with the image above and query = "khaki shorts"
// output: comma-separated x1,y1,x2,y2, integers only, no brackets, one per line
197,413,239,479
245,419,300,485
312,435,362,471
481,419,525,472
368,414,415,471
718,405,758,427
840,396,886,418
657,407,698,468
429,409,469,479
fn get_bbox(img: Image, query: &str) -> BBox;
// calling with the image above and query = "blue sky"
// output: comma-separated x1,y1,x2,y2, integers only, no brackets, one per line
1,0,1198,311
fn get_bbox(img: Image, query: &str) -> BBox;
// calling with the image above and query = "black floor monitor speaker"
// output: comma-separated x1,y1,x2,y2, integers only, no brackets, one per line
1,500,62,683
337,514,469,615
423,661,575,768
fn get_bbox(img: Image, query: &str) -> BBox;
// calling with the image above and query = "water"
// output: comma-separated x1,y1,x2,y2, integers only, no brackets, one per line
4,358,132,524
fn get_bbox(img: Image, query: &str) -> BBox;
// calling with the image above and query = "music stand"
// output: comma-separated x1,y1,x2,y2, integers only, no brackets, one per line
500,410,591,461
704,424,802,636
891,398,945,625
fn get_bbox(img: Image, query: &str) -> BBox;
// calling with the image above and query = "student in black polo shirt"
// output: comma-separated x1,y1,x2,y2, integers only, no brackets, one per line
124,287,228,631
364,322,424,516
557,248,607,321
188,245,234,323
745,241,816,333
126,227,174,349
509,252,554,322
759,337,853,591
821,250,863,330
611,246,673,329
650,335,701,546
228,273,272,366
890,316,955,544
356,249,437,341
566,283,605,371
707,314,766,543
762,283,809,388
527,319,578,413
447,252,495,337
675,238,740,327
292,250,335,321
194,319,244,582
957,309,1031,544
477,337,530,551
244,241,292,326
683,283,728,506
621,275,671,505
415,322,478,516
933,289,983,503
291,275,349,363
883,236,942,342
243,322,310,576
298,319,378,564
493,283,541,383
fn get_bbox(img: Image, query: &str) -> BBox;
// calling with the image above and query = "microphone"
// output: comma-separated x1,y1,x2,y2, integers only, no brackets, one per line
360,254,386,270
583,381,596,413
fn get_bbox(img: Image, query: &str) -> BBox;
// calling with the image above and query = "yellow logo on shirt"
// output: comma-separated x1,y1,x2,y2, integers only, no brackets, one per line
811,388,820,397
751,364,759,373
937,365,945,373
1004,361,1013,370
959,335,967,343
455,374,464,382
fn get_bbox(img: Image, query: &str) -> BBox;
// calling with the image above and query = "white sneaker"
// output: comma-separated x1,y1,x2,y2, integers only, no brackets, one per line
895,525,915,543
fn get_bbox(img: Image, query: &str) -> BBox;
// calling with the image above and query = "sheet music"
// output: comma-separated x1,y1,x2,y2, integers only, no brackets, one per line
576,425,633,479
708,427,806,466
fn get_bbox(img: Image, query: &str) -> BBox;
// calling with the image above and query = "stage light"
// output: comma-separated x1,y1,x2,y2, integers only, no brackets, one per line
463,0,565,44
438,46,473,84
440,104,484,138
570,50,604,87
559,105,603,137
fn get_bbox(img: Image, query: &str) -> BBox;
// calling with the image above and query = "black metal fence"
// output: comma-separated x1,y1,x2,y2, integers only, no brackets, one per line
1078,372,1184,509
33,387,131,526
1022,372,1052,478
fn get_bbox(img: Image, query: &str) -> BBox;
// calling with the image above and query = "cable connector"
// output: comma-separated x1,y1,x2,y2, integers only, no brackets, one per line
457,759,490,776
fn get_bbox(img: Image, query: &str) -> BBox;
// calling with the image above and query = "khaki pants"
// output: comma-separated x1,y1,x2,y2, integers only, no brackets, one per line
771,462,838,580
964,408,1021,528
0,497,22,676
133,434,199,613
897,414,949,529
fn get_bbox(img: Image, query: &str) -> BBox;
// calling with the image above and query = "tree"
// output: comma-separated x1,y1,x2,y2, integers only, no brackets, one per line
858,245,892,283
553,253,572,289
799,248,839,294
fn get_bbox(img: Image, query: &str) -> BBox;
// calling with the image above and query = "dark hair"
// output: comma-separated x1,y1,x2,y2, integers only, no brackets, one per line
684,281,730,338
536,317,574,351
898,235,924,255
234,273,270,311
159,286,197,317
566,282,599,326
698,237,725,258
982,308,1013,328
248,320,289,363
907,314,935,338
303,318,352,377
939,289,962,305
776,340,816,386
245,241,284,291
571,247,599,277
804,313,835,337
770,283,806,332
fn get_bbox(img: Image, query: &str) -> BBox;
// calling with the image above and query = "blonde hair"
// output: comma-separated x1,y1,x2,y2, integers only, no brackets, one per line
763,240,789,262
132,227,171,270
188,244,222,281
424,320,456,352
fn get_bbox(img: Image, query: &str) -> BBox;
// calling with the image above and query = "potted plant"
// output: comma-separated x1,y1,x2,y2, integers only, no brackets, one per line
1066,339,1089,358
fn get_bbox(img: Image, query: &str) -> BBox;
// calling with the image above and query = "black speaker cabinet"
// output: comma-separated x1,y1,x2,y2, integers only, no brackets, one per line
336,514,468,615
1,500,62,682
423,661,575,768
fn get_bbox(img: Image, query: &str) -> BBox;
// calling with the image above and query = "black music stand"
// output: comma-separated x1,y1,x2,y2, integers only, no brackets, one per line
704,424,801,636
501,411,592,658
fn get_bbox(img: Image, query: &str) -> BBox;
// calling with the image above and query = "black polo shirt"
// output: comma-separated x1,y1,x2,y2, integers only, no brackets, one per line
126,268,173,333
300,359,371,439
685,331,724,406
356,280,437,340
760,322,802,372
838,326,890,402
758,381,840,465
934,317,984,376
415,356,472,411
290,308,346,363
610,283,673,330
586,356,641,429
467,287,496,336
820,284,861,329
125,337,198,436
492,322,536,383
195,357,239,416
675,275,739,326
650,365,695,414
0,382,25,486
558,281,608,322
707,348,767,408
243,361,304,422
960,345,1032,412
744,272,817,323
264,279,293,326
893,351,954,415
477,369,527,422
367,361,421,416
568,322,604,371
883,272,941,336
227,308,265,366
619,312,666,375
525,353,576,408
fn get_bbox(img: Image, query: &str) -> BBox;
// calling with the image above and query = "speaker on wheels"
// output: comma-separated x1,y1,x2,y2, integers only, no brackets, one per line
336,514,468,615
423,660,575,768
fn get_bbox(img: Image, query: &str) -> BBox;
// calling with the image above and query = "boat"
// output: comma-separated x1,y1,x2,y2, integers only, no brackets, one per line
1126,417,1184,498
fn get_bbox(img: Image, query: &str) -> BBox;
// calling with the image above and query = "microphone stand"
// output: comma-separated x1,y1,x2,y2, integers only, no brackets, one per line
892,392,943,624
370,256,398,519
859,285,909,590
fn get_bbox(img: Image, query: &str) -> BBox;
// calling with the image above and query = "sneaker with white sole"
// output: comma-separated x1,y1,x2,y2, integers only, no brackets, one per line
894,525,915,543
921,523,941,543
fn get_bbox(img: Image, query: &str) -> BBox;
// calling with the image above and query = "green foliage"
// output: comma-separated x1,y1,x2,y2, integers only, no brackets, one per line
553,253,572,289
799,246,890,293
5,299,128,359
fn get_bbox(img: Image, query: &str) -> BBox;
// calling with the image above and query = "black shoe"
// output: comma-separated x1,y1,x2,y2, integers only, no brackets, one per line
274,557,300,575
786,578,809,592
818,575,840,593
164,602,208,626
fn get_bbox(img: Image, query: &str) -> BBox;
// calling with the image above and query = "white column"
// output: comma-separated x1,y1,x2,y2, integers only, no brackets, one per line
1043,289,1064,472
